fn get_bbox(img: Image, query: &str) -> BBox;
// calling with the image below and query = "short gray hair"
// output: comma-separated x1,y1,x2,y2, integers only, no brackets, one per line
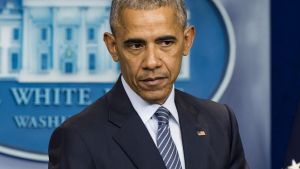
109,0,187,34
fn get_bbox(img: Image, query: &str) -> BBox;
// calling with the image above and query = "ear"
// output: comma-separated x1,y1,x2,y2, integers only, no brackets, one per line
183,26,195,56
103,32,119,62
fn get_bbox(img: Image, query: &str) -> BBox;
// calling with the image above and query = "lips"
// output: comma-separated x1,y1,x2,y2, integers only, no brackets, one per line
139,76,167,89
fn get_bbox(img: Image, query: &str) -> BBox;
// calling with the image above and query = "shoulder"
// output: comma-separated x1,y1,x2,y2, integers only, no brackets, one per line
175,89,236,128
49,94,111,154
58,94,110,135
48,95,110,168
175,89,230,114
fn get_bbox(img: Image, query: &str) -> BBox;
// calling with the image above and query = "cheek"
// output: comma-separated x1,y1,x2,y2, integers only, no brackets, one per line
164,52,183,76
120,58,141,79
171,59,183,76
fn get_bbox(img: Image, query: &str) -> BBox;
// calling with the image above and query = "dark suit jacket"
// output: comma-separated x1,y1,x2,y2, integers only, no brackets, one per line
48,78,249,169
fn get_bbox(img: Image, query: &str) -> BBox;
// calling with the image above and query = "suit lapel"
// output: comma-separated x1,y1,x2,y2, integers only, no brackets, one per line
113,113,167,169
107,77,166,169
175,90,210,169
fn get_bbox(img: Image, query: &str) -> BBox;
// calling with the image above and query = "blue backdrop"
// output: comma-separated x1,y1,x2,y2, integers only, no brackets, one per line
272,0,300,168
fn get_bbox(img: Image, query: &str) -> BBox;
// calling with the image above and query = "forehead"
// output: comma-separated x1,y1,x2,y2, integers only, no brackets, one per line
115,7,183,38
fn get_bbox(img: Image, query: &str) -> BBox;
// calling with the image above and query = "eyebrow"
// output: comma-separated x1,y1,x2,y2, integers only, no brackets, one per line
123,35,177,45
155,36,177,42
124,38,146,45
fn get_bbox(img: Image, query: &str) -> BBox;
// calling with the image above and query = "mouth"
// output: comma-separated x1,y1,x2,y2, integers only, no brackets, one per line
139,76,167,88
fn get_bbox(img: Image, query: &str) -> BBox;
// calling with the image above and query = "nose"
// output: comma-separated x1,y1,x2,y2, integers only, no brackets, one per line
142,44,162,70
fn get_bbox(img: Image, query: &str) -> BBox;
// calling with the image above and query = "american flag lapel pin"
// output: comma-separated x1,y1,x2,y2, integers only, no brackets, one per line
197,130,206,136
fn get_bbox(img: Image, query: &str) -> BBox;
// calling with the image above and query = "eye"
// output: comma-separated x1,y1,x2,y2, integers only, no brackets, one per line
160,40,175,47
127,43,144,50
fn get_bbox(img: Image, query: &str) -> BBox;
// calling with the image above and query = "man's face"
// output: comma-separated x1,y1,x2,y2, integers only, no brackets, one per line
104,6,195,104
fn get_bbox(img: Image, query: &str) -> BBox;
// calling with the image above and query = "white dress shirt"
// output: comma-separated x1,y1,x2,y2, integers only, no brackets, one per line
121,77,186,169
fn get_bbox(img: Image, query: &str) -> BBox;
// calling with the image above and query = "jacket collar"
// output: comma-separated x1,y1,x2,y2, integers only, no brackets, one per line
107,77,167,169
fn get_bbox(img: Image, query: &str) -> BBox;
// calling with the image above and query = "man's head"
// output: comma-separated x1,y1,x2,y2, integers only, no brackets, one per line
104,0,195,104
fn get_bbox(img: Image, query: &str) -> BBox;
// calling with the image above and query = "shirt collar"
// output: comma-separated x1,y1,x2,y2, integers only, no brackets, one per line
121,76,179,124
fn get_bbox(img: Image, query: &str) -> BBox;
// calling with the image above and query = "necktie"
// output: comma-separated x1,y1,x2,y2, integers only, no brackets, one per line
155,106,182,169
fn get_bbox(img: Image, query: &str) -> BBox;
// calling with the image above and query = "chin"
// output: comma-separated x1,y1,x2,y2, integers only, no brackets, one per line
141,93,168,104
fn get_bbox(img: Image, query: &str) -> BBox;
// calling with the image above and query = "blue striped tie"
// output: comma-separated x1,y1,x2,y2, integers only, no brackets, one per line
155,106,182,169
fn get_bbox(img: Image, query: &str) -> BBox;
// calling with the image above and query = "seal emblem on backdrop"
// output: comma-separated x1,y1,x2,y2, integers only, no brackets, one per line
0,0,235,161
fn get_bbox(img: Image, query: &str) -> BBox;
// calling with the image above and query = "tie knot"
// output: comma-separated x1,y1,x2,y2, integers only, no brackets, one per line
155,106,170,125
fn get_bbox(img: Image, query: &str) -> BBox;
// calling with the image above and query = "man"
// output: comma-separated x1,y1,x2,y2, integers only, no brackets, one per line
48,0,249,169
